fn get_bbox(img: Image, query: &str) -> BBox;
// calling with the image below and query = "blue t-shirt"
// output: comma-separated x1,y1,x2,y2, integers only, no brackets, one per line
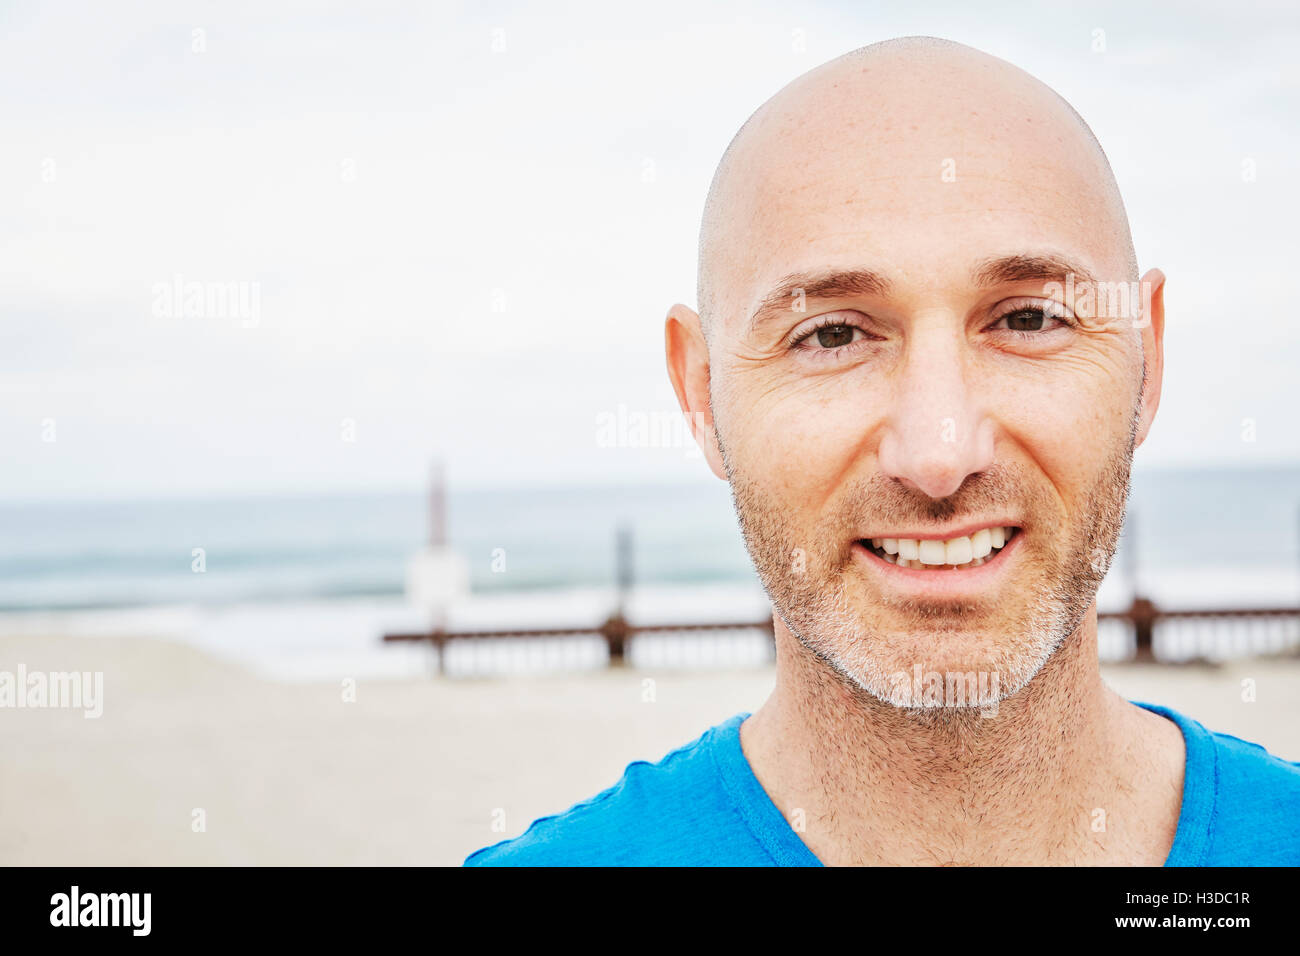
464,701,1300,866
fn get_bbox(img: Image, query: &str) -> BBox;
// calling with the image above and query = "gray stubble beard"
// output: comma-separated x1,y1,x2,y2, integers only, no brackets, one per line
718,404,1139,716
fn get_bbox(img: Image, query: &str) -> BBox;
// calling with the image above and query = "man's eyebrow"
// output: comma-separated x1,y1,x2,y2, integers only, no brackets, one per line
972,254,1098,288
746,269,891,337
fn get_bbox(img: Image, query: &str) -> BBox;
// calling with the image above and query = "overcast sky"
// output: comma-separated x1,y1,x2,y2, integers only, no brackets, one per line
3,0,1298,500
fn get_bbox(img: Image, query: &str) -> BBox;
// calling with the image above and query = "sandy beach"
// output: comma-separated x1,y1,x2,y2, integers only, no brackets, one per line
2,633,1298,866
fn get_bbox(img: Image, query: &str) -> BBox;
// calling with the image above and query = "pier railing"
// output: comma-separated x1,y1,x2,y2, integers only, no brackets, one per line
383,597,1300,675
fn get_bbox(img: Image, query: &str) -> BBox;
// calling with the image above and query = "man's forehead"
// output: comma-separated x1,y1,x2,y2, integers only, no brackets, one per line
721,135,1116,312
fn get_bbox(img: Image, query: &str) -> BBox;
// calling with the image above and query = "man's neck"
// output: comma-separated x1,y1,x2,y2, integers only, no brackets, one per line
740,606,1186,865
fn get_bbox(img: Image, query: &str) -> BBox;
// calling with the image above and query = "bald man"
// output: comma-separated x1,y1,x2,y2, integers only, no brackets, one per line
466,37,1300,866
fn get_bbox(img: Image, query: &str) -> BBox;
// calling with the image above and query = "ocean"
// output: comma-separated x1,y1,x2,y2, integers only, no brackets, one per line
1,466,1297,679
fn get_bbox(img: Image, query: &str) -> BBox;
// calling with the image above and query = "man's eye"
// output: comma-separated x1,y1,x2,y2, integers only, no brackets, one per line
814,324,858,348
789,316,879,356
993,308,1065,332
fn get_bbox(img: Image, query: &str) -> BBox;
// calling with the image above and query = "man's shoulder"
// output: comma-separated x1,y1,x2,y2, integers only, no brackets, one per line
1144,701,1300,865
1205,723,1300,805
1204,723,1300,864
463,714,750,866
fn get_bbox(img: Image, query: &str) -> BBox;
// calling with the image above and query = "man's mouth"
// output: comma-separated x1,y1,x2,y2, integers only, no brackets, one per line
858,526,1021,571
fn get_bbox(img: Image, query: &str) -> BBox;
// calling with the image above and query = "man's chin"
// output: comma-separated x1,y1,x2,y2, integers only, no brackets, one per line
814,624,1059,711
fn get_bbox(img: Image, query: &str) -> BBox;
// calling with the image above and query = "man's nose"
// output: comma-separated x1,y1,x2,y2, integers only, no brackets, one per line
875,319,996,499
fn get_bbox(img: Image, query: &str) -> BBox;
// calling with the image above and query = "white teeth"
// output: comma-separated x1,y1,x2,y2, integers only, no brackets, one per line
917,539,947,565
944,536,973,565
868,526,1015,570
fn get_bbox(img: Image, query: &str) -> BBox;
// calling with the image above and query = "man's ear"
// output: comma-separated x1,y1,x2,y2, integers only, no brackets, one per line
1133,268,1166,449
665,303,727,480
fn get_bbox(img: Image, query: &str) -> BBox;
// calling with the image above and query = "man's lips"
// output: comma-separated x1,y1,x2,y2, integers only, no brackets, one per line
850,527,1023,599
854,525,1022,572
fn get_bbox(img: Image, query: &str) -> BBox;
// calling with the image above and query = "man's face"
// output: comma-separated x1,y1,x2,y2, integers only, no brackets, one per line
678,58,1164,709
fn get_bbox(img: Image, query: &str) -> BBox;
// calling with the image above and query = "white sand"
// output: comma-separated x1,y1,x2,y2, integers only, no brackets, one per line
2,634,1298,865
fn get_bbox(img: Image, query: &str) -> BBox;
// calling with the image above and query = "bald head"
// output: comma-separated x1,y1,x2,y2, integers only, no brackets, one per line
696,36,1137,342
